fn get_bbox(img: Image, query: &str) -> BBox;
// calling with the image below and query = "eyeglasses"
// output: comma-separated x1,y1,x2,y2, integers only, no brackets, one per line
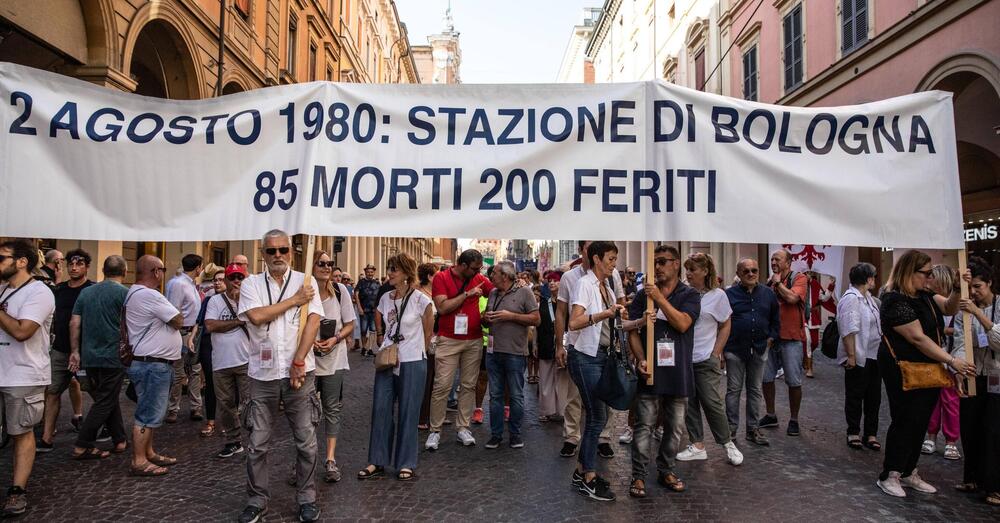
315,261,335,268
915,269,934,277
741,268,760,275
264,247,290,256
227,273,246,282
654,258,677,266
0,254,10,263
386,265,398,273
153,267,168,274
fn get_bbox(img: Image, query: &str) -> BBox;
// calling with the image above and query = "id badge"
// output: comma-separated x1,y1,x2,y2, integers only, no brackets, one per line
988,369,1000,395
259,337,275,369
656,339,676,367
454,313,469,336
487,335,495,354
978,332,989,348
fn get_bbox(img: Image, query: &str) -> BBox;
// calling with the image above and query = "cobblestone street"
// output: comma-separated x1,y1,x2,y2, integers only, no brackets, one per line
4,352,998,522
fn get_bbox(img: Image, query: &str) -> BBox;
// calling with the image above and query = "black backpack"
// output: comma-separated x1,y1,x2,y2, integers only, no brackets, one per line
820,318,839,359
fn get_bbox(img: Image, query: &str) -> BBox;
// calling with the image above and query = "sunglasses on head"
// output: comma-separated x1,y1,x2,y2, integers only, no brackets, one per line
227,273,246,282
264,247,290,255
315,261,335,268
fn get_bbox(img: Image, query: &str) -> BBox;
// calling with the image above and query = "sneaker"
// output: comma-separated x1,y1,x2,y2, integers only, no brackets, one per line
786,420,800,436
618,427,633,445
425,432,441,451
446,400,458,411
724,442,744,466
877,471,907,498
559,442,578,457
96,426,112,443
921,440,936,455
745,430,770,446
579,475,616,502
237,505,266,523
164,411,178,424
2,486,27,517
653,426,664,440
676,444,708,461
598,442,614,459
471,408,484,424
758,414,779,428
324,460,341,483
298,502,321,522
509,435,524,449
485,436,502,449
900,470,937,493
456,429,476,447
571,469,584,489
70,415,83,433
35,439,54,453
943,444,961,460
776,368,785,380
217,442,244,459
504,406,510,421
190,409,204,422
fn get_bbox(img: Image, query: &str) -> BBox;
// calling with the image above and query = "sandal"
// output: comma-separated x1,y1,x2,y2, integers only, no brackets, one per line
72,447,110,460
397,468,415,481
417,424,429,431
864,438,881,451
357,465,384,480
657,472,686,492
148,454,178,467
112,442,128,454
847,435,863,449
629,479,647,498
130,461,168,477
954,482,978,493
199,423,216,437
986,492,1000,506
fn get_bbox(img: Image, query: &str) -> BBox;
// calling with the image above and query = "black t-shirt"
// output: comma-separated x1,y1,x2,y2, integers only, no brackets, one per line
880,290,942,364
51,280,94,353
629,283,702,397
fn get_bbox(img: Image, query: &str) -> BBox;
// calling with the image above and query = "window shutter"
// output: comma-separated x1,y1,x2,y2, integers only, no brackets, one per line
783,15,793,89
855,0,868,47
842,0,855,51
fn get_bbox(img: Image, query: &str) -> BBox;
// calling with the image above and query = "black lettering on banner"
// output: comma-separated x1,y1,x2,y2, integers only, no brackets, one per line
227,109,261,145
777,112,801,153
164,116,196,145
540,107,572,142
909,115,935,153
49,102,80,139
838,115,869,155
311,165,348,208
805,113,837,155
453,168,463,210
86,108,125,142
408,106,435,145
201,114,227,144
279,102,295,143
326,102,350,142
353,103,376,143
577,104,604,142
742,109,776,150
574,169,598,211
255,169,298,211
303,102,324,140
351,166,384,209
712,106,739,143
439,107,466,145
277,169,298,210
464,108,495,145
506,169,530,210
532,169,556,211
610,100,636,143
677,169,705,212
255,171,276,212
9,91,37,135
497,109,523,145
126,112,164,144
480,168,503,210
872,115,902,153
423,168,449,209
602,169,628,212
632,170,661,212
654,100,683,142
389,168,418,209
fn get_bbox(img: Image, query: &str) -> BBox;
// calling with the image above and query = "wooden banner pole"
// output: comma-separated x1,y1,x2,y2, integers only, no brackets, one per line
297,235,317,339
645,241,654,386
957,250,976,397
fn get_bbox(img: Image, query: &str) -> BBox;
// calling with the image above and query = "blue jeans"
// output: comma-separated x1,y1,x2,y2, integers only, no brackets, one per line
369,359,427,471
127,360,175,428
360,311,377,336
567,348,608,473
486,352,526,438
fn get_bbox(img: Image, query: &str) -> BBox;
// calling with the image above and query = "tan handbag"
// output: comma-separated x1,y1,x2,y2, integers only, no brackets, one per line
882,301,953,391
374,290,413,372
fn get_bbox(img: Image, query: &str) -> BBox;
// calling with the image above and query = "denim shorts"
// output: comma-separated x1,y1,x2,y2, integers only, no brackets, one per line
360,311,377,335
764,339,805,387
127,360,175,428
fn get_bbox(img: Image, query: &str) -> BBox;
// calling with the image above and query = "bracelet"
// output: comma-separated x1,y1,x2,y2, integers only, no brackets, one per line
292,359,305,367
588,314,593,326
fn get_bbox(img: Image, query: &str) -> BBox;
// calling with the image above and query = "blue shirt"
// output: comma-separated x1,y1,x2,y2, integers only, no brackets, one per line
724,283,780,358
629,283,701,397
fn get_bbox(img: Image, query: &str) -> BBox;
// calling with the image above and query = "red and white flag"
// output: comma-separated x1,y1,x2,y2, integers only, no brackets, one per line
769,244,845,293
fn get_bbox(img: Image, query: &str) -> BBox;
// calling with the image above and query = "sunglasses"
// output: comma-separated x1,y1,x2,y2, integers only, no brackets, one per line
315,261,335,268
0,254,10,263
264,247,290,255
741,268,760,275
915,269,934,277
227,273,246,282
386,265,398,272
654,258,677,266
153,267,168,273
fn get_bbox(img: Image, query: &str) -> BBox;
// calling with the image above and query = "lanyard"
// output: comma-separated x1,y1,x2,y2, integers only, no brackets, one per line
391,290,414,342
264,271,291,333
0,277,33,310
491,288,512,312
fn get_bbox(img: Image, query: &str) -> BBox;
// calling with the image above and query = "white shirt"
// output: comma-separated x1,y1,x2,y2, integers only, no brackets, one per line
559,265,624,348
0,279,55,386
570,271,616,357
378,289,433,363
125,284,182,360
836,287,882,367
691,288,732,363
315,282,357,375
237,268,323,381
165,273,200,326
952,297,999,376
205,293,251,371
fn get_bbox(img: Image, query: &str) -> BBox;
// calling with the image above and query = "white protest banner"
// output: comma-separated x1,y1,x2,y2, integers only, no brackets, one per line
769,244,845,294
0,62,963,248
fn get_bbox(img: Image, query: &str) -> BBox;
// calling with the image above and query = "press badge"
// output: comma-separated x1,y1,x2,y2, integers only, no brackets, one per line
657,339,675,367
978,332,989,348
454,313,469,336
259,337,275,369
487,335,495,354
988,369,1000,395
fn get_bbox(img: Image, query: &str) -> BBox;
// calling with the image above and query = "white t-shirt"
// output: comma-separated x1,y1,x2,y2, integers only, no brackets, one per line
377,289,432,363
125,284,182,360
237,268,323,381
0,279,55,386
689,288,732,363
315,282,357,375
570,272,616,357
559,266,624,347
205,293,251,371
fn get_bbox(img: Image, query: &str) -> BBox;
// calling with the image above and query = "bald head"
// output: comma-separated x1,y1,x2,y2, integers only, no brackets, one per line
136,255,163,277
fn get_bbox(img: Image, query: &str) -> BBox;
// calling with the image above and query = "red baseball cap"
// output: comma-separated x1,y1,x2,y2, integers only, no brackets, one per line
225,263,248,277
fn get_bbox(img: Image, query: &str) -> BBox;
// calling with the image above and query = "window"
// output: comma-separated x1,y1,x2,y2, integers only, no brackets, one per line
235,0,251,19
287,16,298,75
309,43,317,81
742,46,758,101
694,49,706,91
842,0,868,53
782,4,803,91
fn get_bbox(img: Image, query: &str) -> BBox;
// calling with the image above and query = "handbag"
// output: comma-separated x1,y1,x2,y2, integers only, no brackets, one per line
375,290,413,371
596,309,638,410
882,299,952,391
119,288,153,368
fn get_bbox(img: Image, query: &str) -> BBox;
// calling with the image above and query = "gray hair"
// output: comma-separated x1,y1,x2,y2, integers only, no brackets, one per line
495,261,517,281
102,255,127,277
736,258,757,272
261,229,289,244
45,250,62,264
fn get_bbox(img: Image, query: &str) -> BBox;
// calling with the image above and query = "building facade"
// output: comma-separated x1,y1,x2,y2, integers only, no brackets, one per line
411,5,461,85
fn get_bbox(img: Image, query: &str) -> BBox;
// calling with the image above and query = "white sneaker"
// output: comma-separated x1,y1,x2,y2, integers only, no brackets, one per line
724,441,744,466
900,470,937,493
425,432,440,451
921,439,936,455
943,444,961,460
676,444,708,461
618,427,633,445
877,471,907,498
456,429,476,446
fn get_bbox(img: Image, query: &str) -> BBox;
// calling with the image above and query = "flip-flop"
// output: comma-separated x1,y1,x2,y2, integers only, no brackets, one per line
847,436,863,449
397,469,416,481
149,454,178,467
72,448,110,460
199,424,216,437
863,439,881,451
111,442,128,454
986,492,1000,506
954,482,978,493
629,479,647,498
130,462,168,477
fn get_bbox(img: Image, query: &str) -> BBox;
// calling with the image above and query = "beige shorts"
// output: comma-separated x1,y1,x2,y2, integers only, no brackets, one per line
1,386,46,436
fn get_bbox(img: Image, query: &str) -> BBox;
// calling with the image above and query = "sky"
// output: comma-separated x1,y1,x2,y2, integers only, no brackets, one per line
395,0,601,84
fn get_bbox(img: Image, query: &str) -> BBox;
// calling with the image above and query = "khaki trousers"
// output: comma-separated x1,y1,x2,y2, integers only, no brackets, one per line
429,337,482,432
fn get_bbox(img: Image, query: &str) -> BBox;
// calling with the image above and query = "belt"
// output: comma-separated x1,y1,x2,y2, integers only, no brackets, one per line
132,355,173,365
180,327,195,335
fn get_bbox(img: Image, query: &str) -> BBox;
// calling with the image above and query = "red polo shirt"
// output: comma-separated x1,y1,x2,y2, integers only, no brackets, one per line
432,269,494,340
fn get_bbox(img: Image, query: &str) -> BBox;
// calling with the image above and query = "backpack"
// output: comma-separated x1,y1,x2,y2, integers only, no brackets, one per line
820,318,839,359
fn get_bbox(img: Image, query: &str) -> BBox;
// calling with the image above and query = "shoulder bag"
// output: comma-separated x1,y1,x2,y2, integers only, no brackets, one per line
119,288,154,368
596,293,638,410
375,289,414,371
883,296,953,391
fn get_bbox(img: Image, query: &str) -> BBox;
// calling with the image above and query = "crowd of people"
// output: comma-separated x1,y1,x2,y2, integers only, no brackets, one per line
1,234,999,520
